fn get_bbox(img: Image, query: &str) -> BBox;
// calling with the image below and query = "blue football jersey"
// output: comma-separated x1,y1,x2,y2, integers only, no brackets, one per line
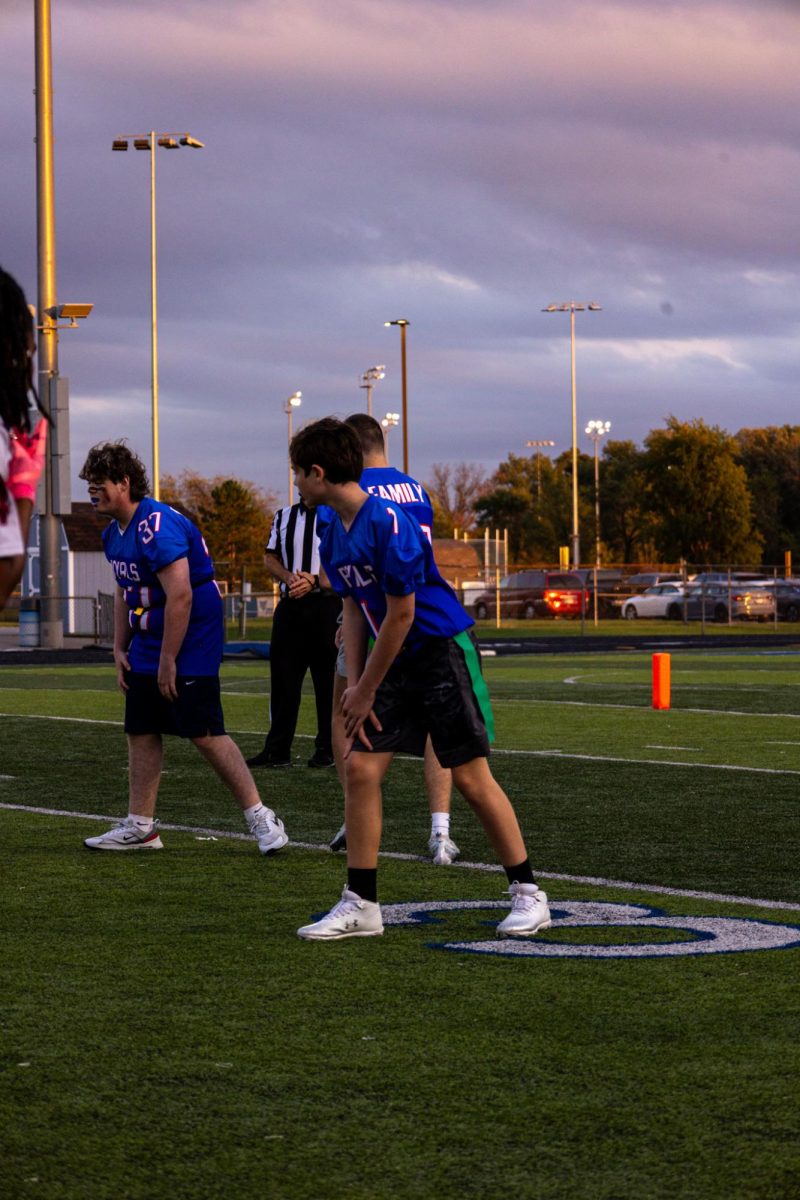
319,493,471,653
102,497,223,674
316,466,433,540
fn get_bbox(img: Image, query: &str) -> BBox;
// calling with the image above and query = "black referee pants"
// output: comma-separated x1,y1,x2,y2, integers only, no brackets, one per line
262,592,341,759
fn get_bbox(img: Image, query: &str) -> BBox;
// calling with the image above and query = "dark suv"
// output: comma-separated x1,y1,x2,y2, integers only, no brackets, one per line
471,571,588,620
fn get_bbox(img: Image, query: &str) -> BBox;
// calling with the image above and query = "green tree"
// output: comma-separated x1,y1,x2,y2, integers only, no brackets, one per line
161,471,276,587
425,462,487,538
735,425,800,566
598,440,653,564
475,452,576,564
643,417,762,566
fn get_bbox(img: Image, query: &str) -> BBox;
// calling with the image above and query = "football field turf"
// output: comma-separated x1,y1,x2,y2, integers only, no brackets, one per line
2,651,799,1199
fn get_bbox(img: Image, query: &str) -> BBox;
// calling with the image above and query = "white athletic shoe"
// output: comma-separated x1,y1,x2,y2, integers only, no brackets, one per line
428,832,460,866
297,887,384,941
496,883,551,938
329,823,347,853
84,818,163,851
251,809,289,855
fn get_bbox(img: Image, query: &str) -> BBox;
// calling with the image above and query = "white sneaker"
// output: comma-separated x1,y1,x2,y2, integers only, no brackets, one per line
297,887,384,941
428,832,460,866
84,818,163,851
251,808,289,855
496,883,551,938
329,823,347,853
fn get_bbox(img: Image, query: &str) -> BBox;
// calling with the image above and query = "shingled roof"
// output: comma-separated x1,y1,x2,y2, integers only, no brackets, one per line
60,502,107,552
432,538,483,585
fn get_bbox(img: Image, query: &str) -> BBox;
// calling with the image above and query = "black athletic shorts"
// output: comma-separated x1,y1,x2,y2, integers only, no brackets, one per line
351,630,494,768
124,671,226,738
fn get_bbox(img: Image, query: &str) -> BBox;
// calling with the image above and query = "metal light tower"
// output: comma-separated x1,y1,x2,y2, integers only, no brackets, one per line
112,131,204,499
284,391,302,503
384,319,409,472
585,420,611,567
359,365,386,417
381,412,400,461
525,439,556,499
542,301,601,567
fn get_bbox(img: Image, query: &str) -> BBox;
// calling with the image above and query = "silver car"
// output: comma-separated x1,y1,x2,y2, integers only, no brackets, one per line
676,582,775,622
621,583,685,620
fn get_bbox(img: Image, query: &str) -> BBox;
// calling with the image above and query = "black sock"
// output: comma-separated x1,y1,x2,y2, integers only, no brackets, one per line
348,868,378,903
504,858,536,887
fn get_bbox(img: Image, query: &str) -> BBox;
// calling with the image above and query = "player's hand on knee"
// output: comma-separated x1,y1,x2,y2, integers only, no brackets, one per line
341,684,378,736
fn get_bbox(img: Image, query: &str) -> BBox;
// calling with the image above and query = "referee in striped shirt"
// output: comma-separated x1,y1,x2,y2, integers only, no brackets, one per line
246,500,341,768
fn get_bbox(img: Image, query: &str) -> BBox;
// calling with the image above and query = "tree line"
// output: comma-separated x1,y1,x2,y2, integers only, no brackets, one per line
426,419,800,568
161,419,800,586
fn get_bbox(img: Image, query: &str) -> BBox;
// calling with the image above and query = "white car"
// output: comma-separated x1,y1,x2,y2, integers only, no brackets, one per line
621,583,685,620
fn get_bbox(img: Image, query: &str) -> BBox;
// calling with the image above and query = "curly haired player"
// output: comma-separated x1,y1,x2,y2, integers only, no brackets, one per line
78,440,288,856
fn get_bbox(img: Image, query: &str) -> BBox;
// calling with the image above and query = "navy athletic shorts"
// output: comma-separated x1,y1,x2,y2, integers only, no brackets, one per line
124,671,226,738
350,630,494,768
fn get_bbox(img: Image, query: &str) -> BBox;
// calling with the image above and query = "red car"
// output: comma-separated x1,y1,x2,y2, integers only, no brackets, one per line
472,571,589,620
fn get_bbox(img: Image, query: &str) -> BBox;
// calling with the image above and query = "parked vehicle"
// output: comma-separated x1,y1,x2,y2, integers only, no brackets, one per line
471,570,588,620
621,583,685,620
747,580,800,621
610,572,683,615
670,582,775,622
571,568,626,618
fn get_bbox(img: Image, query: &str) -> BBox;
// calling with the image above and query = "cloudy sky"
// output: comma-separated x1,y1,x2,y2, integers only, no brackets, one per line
3,0,798,504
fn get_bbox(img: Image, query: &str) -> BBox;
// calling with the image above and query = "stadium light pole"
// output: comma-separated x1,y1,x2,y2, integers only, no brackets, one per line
359,365,386,417
381,412,400,462
111,131,204,499
542,301,602,567
284,391,302,503
585,420,611,567
384,319,409,472
525,439,555,500
34,0,64,648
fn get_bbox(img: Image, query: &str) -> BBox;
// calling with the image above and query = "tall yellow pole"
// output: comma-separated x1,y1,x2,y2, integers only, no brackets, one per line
35,0,64,647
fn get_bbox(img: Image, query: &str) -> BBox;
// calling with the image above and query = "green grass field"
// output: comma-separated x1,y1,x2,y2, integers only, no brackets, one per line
2,651,800,1199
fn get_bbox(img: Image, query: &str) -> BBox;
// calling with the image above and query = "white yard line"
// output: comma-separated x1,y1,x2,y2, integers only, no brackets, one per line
2,711,799,774
2,800,798,914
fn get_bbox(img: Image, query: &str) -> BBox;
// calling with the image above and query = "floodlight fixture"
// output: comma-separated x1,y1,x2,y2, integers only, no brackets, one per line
41,302,94,329
112,139,129,152
180,136,205,149
157,137,179,149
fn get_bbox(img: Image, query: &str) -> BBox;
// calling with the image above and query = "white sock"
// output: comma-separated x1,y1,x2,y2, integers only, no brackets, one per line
129,813,153,834
431,812,450,838
243,802,265,829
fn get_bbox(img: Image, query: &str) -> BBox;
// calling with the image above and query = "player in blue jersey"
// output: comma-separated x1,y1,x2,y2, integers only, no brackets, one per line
326,413,459,865
78,442,288,855
290,418,551,941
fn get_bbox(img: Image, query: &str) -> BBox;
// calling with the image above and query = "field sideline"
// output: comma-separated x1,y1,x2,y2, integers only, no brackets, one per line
2,652,800,1199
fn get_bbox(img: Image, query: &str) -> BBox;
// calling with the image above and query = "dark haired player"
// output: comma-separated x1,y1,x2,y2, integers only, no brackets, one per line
327,412,459,865
291,418,550,940
78,441,288,854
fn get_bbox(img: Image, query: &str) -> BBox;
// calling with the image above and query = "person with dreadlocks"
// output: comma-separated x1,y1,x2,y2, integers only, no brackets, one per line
0,266,47,608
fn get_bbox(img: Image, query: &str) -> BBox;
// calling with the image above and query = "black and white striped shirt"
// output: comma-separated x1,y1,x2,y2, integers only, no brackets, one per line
266,502,322,597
